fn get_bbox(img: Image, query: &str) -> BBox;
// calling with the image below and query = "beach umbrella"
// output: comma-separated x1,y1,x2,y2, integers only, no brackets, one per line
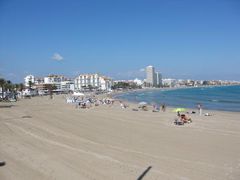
139,101,147,105
172,108,186,112
138,101,148,108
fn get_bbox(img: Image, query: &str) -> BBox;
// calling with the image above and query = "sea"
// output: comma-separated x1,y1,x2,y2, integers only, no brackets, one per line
115,85,240,112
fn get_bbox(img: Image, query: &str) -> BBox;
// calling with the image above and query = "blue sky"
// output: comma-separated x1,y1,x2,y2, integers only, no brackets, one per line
0,0,240,83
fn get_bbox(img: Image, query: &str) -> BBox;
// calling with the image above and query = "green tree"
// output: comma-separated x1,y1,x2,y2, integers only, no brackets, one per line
14,84,20,91
112,82,130,89
28,81,34,89
112,82,141,90
5,80,13,92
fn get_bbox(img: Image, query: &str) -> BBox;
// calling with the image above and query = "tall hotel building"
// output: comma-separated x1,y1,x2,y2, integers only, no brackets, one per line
156,72,162,87
146,65,162,87
146,65,156,87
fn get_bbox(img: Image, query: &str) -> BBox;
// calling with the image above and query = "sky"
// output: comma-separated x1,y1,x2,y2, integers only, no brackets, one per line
0,0,240,83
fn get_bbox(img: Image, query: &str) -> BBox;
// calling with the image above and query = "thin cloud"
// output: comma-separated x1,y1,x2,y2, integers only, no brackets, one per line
139,68,145,72
52,53,63,61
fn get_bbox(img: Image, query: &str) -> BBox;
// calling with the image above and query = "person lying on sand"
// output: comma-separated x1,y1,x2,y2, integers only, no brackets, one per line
180,114,192,123
204,113,213,116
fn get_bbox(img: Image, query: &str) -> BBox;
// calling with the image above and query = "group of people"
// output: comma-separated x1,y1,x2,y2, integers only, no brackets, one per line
152,104,166,112
120,101,128,109
174,111,192,125
66,95,116,109
174,103,204,125
78,98,128,109
67,95,206,124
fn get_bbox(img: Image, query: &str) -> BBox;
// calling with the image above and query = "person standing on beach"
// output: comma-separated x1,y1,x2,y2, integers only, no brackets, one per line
197,103,202,116
161,103,166,112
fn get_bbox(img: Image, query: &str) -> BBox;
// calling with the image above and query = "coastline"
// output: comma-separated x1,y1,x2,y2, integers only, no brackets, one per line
111,85,240,113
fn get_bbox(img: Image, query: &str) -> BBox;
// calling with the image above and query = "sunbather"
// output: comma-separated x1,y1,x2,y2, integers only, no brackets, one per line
180,114,192,123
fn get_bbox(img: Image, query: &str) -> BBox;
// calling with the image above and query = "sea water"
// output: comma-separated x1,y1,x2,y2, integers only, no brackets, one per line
115,85,240,112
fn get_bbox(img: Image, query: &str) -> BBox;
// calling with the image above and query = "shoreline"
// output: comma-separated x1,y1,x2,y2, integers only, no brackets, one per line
111,85,240,113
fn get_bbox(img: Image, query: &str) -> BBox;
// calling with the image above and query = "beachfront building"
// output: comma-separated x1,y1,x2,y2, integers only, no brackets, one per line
133,78,143,86
99,76,112,91
162,78,177,87
34,82,72,94
145,65,162,87
146,65,156,87
27,74,74,93
34,77,44,85
113,79,142,89
23,74,74,93
74,73,112,91
44,74,67,84
60,81,75,92
24,75,35,87
156,72,162,87
34,84,48,92
44,75,64,91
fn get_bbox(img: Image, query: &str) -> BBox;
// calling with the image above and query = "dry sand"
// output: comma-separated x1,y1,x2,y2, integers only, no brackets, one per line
1,95,240,180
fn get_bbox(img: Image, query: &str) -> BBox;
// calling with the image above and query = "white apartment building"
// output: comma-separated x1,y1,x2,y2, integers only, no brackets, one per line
43,75,68,91
24,74,73,92
24,75,35,87
134,78,143,86
162,78,177,87
74,73,112,91
60,81,74,92
34,77,44,85
44,75,66,84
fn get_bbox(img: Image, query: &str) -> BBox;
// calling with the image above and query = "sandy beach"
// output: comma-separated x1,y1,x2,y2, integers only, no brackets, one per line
1,95,240,180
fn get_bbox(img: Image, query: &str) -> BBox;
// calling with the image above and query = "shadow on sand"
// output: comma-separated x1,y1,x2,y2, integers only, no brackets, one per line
0,105,13,108
137,166,152,180
0,161,6,167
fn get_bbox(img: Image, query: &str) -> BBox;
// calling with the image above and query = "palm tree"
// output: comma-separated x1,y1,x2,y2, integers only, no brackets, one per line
5,80,13,92
0,78,6,99
15,84,20,91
